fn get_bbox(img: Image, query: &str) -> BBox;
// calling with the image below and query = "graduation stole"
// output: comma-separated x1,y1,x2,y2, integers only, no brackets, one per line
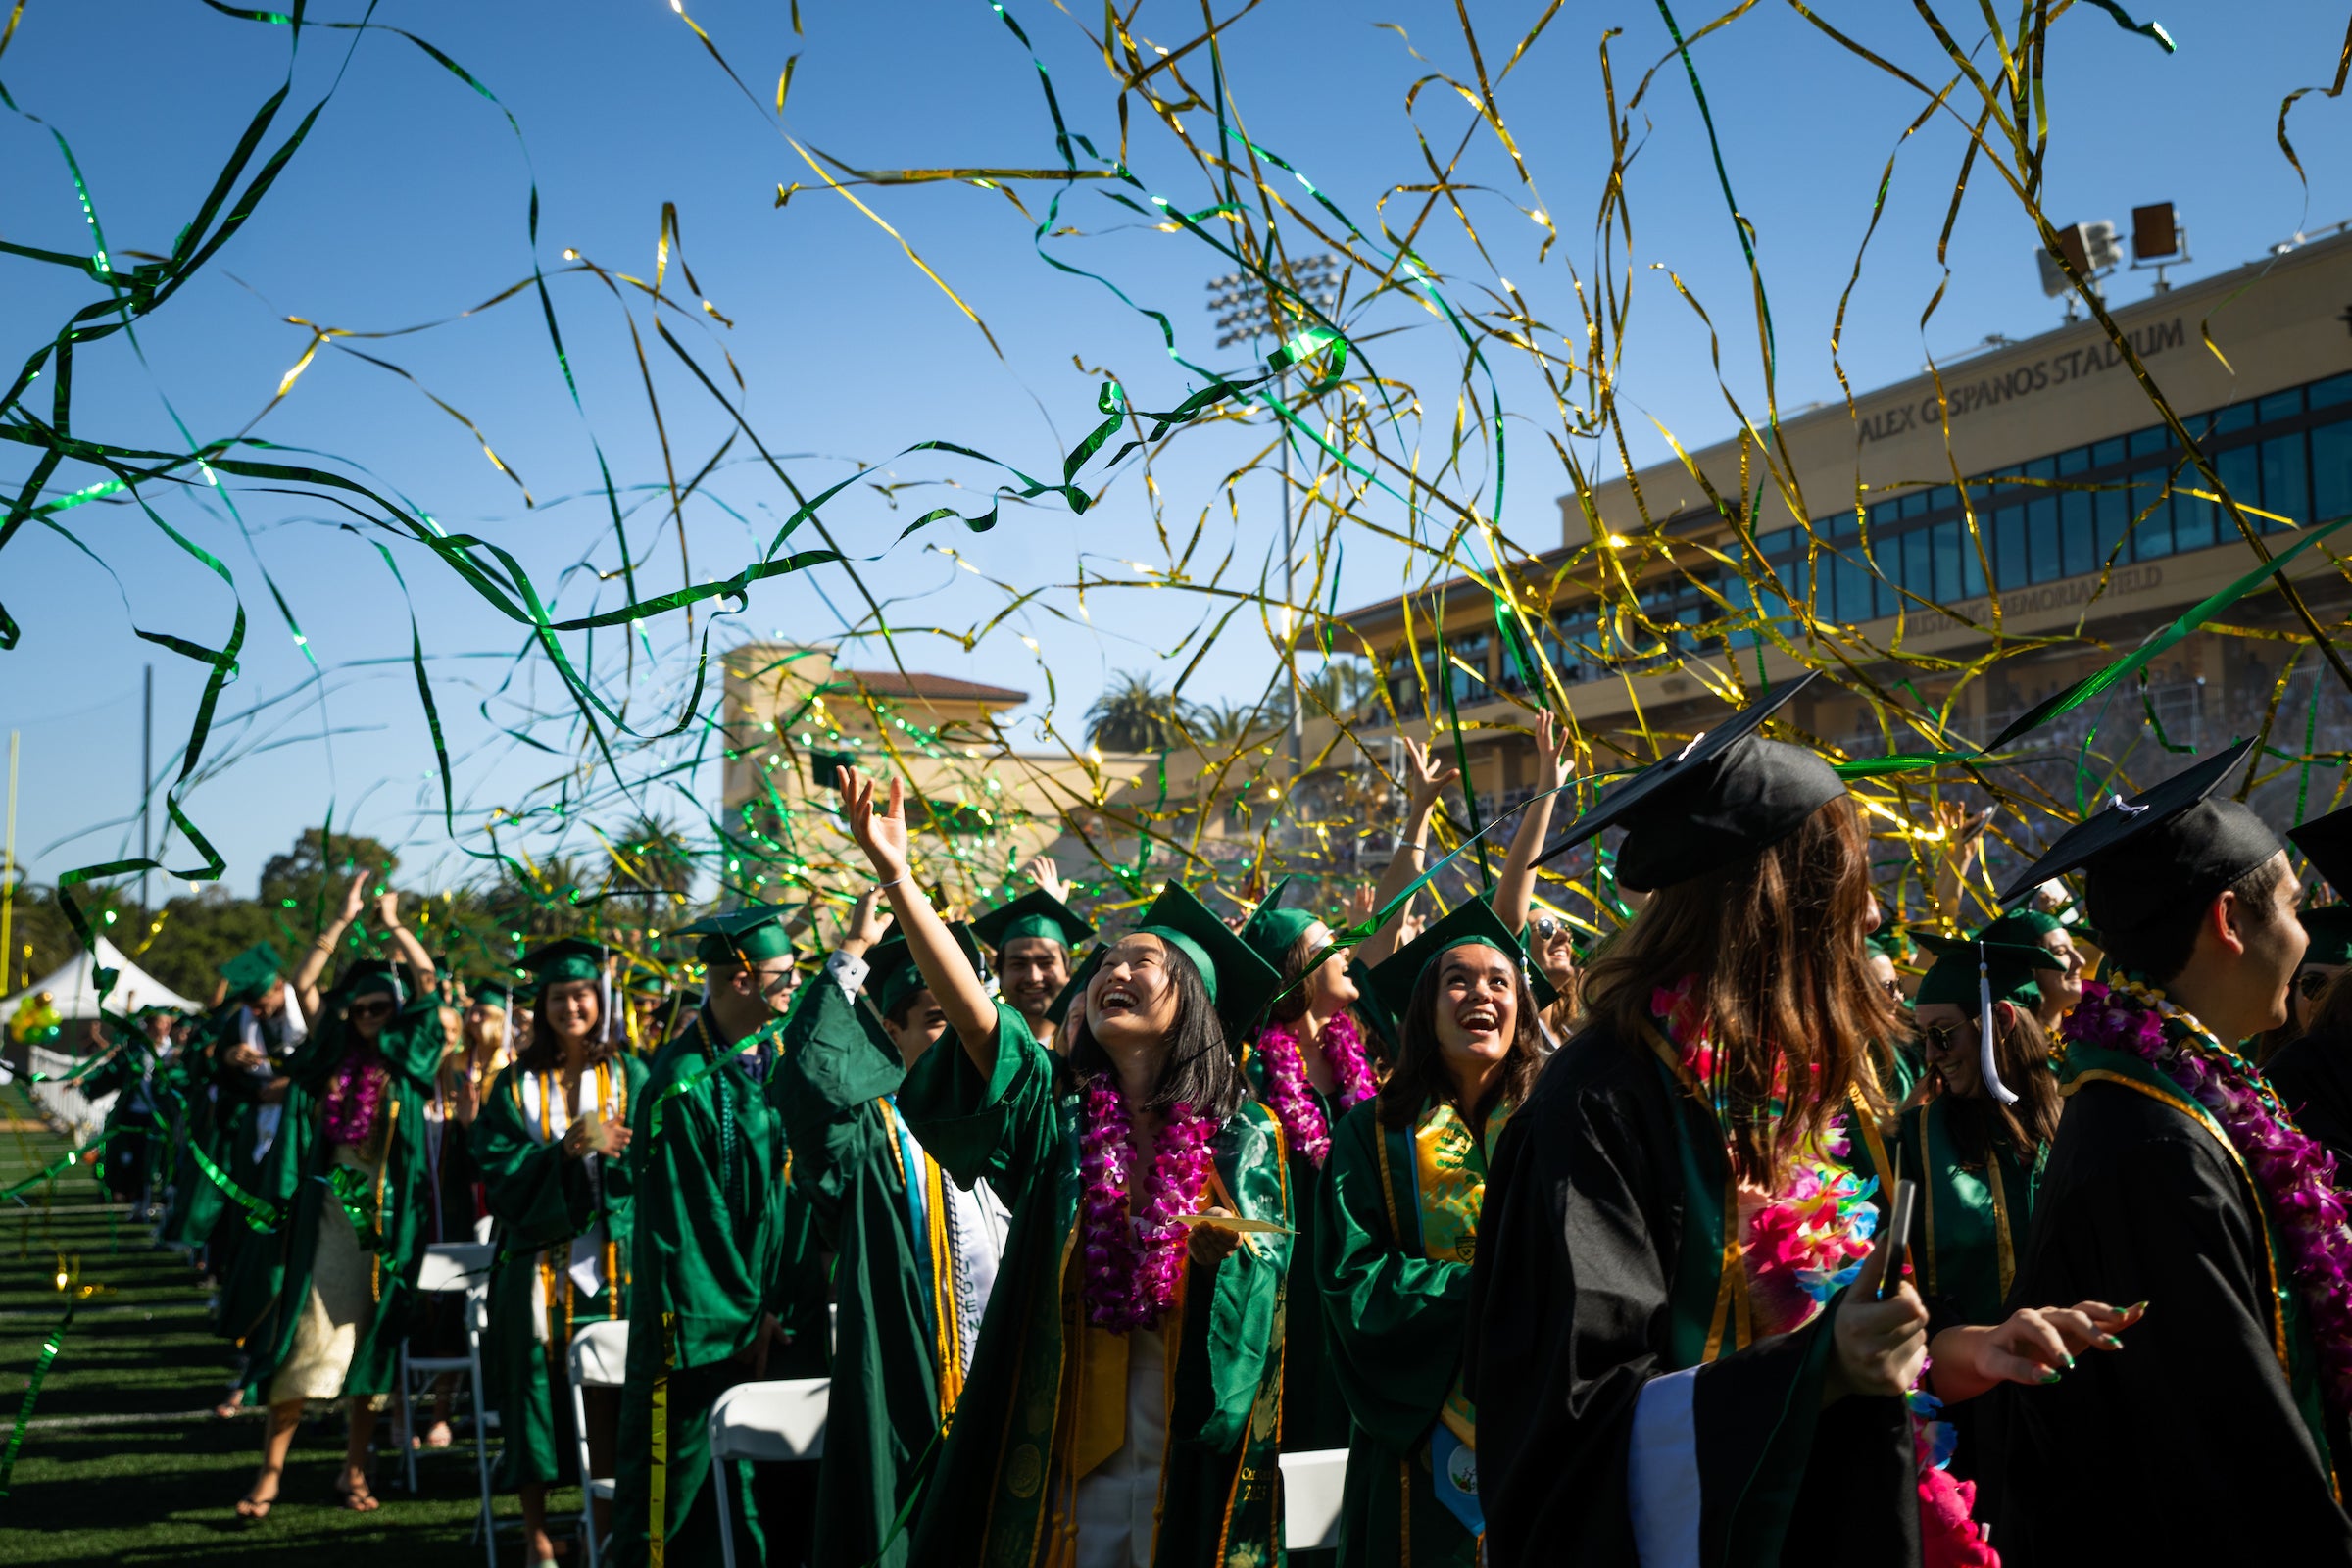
1374,1098,1510,1445
518,1058,627,1356
881,1096,967,1417
1903,1098,2044,1325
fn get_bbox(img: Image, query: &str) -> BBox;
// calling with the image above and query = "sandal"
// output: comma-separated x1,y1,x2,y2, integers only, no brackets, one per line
332,1475,381,1512
234,1475,278,1523
423,1418,453,1448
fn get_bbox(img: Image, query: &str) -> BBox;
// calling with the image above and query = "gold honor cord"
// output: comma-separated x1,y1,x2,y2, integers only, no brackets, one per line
649,1311,672,1568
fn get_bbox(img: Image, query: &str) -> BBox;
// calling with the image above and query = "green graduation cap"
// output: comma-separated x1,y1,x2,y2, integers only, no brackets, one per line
1049,884,1284,1051
1981,907,2063,946
220,941,286,1003
518,937,612,987
1864,927,1910,963
1366,895,1559,1036
332,957,406,1002
864,921,991,1020
468,978,514,1008
973,888,1094,955
1911,930,2047,1009
1043,959,1093,1033
623,962,676,999
1238,877,1322,977
672,904,798,967
2302,906,2352,968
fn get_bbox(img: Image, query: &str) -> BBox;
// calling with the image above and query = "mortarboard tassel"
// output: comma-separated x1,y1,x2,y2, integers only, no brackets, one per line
1978,942,2019,1106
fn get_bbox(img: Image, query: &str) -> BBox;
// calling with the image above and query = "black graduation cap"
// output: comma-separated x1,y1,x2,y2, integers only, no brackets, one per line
2288,804,2352,900
1365,895,1559,1029
1995,740,2282,940
1343,956,1398,1055
1535,672,1845,892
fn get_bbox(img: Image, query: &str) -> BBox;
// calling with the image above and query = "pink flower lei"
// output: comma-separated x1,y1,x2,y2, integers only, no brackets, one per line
1078,1074,1219,1332
1252,1010,1377,1167
2064,976,2352,1416
322,1042,389,1148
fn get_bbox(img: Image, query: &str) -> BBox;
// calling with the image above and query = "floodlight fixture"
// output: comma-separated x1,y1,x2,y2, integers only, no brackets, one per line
2128,202,2191,292
2035,220,2122,318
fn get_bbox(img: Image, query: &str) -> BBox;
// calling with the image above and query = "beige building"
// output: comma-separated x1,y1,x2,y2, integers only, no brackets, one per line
1295,225,2352,913
717,643,1150,909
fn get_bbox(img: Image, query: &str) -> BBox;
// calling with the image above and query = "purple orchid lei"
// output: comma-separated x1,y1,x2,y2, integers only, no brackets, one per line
1078,1073,1218,1332
1253,1010,1378,1168
322,1044,389,1148
2064,977,2352,1414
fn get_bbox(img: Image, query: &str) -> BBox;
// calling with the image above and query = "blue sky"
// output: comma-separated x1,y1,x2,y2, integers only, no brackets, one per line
3,0,2348,898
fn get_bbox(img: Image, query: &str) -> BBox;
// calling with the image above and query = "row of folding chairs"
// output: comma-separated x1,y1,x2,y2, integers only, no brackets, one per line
396,1242,1350,1566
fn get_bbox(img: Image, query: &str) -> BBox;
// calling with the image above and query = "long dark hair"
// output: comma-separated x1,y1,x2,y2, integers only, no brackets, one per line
1582,795,1898,1181
1066,942,1247,1121
1931,1004,2063,1163
1377,941,1544,1135
516,978,622,1076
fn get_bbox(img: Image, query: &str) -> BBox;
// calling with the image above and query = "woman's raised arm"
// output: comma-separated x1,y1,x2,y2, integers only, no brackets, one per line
835,768,999,1070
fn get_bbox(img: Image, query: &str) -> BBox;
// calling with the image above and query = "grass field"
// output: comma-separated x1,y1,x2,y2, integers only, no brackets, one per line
0,1115,563,1566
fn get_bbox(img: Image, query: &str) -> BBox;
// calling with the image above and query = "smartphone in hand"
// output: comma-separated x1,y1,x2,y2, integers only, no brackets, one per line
1879,1180,1919,1301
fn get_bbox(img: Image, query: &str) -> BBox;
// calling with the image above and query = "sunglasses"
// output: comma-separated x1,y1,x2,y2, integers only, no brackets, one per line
1922,1020,1972,1055
2298,969,2332,1001
348,998,395,1020
1531,915,1570,941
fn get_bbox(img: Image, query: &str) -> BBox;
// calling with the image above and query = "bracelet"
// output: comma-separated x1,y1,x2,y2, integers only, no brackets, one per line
877,874,910,892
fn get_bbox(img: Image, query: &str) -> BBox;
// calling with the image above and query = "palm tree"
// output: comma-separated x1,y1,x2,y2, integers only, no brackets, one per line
1298,657,1380,718
1183,697,1277,752
608,811,698,930
1086,670,1188,753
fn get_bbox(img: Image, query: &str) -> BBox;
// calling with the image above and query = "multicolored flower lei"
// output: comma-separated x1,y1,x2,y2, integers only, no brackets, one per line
1654,981,1990,1562
2064,977,2352,1415
1078,1073,1218,1332
1252,1010,1377,1167
322,1043,388,1148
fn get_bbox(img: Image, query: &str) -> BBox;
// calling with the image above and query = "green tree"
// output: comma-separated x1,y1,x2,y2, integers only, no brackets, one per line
259,827,399,934
1085,671,1188,753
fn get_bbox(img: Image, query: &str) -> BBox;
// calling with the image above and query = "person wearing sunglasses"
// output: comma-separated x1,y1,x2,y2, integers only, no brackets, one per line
232,873,442,1523
1895,933,2132,1516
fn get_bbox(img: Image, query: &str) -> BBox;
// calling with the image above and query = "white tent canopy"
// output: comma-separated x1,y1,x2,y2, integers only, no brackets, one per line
0,937,201,1022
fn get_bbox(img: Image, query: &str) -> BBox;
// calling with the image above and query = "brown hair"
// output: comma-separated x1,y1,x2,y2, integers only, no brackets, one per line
1927,1004,2064,1163
2101,853,2291,985
2297,966,2352,1053
1376,942,1545,1136
1581,795,1896,1180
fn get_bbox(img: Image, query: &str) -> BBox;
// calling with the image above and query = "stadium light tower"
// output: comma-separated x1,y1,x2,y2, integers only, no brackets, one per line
1204,254,1341,780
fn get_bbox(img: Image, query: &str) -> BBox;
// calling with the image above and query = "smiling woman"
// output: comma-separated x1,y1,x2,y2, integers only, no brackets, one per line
1312,896,1551,1568
833,766,1294,1568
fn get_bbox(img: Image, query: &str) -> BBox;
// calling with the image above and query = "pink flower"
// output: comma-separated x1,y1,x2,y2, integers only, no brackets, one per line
1078,1073,1218,1332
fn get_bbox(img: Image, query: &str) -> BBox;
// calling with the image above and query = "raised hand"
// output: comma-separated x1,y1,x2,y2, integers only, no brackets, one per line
840,887,890,956
374,888,404,930
836,767,911,880
1399,735,1462,808
1023,854,1066,903
1534,710,1571,793
336,869,368,926
1343,881,1377,931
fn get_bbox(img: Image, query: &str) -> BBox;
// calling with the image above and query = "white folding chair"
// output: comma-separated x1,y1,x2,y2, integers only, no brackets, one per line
1278,1448,1350,1553
396,1241,499,1568
708,1378,830,1568
568,1320,630,1568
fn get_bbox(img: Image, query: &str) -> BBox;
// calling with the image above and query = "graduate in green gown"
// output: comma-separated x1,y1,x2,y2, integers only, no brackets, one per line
975,862,1095,1055
91,1006,178,1204
1975,906,2089,1031
1235,879,1378,1460
835,766,1291,1568
1891,932,2129,1504
609,905,830,1568
180,942,298,1284
233,880,442,1521
775,896,1013,1568
1317,899,1554,1568
475,937,649,1565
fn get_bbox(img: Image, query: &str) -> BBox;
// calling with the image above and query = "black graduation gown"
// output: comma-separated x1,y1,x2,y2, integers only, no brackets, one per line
2267,1033,2352,1175
1465,1021,1920,1568
1984,1055,2352,1564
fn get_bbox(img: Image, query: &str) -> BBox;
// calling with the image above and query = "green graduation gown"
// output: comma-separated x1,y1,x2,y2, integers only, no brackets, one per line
1240,1038,1356,1456
1894,1097,2042,1331
240,997,442,1399
773,965,996,1568
1316,1098,1497,1568
474,1052,648,1488
608,1008,830,1568
897,1002,1290,1568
